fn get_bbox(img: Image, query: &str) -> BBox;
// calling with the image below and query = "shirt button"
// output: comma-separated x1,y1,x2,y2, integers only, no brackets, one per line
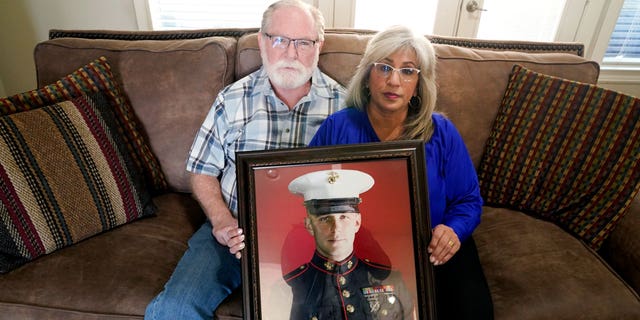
342,290,351,298
346,305,355,313
284,128,290,133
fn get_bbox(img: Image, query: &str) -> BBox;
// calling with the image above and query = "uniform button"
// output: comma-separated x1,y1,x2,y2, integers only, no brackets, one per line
342,290,350,298
347,260,353,269
311,317,318,320
346,305,355,313
338,276,347,285
381,309,388,316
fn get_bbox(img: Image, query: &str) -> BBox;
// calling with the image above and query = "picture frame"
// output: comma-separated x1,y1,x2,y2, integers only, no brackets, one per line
236,140,436,320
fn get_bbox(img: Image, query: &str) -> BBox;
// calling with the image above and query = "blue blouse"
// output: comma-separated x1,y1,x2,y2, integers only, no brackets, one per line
309,107,482,242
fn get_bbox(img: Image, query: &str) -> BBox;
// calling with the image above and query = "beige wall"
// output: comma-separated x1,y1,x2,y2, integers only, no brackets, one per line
0,0,138,96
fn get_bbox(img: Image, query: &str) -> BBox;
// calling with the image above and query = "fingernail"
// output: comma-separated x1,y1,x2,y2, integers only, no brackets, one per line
429,256,435,263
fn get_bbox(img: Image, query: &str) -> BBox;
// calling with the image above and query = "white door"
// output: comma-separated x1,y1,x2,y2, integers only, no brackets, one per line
453,0,586,42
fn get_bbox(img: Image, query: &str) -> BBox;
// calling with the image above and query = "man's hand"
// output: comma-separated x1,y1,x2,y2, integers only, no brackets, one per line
190,173,246,259
212,216,245,259
428,224,460,266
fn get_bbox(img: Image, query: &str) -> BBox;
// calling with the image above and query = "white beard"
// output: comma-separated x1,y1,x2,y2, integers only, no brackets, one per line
261,51,318,89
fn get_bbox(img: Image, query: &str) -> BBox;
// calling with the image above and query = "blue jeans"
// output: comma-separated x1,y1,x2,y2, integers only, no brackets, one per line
145,221,241,319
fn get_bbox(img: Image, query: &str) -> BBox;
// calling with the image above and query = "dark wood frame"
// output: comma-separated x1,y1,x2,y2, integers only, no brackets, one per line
236,140,436,319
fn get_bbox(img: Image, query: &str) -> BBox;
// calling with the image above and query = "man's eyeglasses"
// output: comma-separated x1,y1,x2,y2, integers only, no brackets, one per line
371,62,421,82
263,33,318,52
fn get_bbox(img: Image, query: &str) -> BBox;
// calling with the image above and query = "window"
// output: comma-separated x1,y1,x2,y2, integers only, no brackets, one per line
604,0,640,63
353,0,438,34
475,0,566,41
147,0,273,29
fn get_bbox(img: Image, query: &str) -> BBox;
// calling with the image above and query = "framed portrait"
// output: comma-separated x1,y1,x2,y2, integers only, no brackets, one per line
236,140,436,320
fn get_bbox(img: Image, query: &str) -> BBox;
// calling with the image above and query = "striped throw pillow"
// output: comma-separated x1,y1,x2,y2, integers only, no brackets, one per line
0,92,155,273
0,57,167,192
478,64,640,250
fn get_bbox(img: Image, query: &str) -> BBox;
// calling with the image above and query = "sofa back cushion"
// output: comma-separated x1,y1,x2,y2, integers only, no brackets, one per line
434,45,600,166
33,31,600,194
236,32,600,167
34,36,237,192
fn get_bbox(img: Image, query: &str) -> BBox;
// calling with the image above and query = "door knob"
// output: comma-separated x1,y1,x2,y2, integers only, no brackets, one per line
466,0,487,12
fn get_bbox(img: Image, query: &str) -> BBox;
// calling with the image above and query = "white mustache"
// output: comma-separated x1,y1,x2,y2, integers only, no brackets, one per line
272,60,305,72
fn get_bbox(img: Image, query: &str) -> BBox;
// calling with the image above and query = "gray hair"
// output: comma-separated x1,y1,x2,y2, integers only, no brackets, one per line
346,25,438,141
261,0,326,41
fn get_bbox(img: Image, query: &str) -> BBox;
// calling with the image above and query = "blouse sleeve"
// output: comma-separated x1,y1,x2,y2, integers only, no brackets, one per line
440,117,483,242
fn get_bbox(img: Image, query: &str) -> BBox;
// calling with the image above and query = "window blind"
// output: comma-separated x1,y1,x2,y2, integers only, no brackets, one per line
605,0,640,59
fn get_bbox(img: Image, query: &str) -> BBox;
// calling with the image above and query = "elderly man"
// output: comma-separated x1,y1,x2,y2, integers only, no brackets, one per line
144,1,346,319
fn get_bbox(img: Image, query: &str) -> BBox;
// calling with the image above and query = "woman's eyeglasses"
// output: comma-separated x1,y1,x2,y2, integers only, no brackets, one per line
263,33,318,52
371,62,421,82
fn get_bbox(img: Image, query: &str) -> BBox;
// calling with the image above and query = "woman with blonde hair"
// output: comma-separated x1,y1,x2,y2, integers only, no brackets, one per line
309,25,494,319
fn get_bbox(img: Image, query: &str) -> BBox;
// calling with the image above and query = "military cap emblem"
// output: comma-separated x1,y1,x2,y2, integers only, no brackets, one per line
327,171,339,184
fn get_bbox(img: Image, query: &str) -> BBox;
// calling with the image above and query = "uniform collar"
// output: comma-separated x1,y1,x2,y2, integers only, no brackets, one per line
310,250,359,274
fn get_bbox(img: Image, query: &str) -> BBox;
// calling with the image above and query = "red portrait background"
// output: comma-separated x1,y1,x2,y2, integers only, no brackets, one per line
252,158,419,301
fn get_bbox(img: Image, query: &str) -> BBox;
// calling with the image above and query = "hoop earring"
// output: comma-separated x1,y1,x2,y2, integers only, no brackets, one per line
409,95,421,109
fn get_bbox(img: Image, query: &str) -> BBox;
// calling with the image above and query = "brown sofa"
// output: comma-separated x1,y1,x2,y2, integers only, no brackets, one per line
0,28,638,319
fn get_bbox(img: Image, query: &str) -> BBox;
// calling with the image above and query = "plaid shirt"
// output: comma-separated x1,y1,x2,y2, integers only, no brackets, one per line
186,67,346,216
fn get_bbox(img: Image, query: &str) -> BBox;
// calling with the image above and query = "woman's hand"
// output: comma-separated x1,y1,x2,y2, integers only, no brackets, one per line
428,224,460,265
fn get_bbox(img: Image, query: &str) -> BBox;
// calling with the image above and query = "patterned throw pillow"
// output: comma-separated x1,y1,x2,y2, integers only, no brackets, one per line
0,57,167,192
478,64,640,250
0,92,156,273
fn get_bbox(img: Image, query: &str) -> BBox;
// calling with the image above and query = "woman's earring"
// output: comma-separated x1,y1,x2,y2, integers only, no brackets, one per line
410,95,421,108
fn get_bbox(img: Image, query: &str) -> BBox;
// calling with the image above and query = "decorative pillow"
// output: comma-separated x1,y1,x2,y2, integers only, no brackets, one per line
478,64,640,250
0,57,167,192
0,92,156,273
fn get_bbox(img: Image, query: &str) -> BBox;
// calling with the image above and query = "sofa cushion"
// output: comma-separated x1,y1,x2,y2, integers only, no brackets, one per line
433,45,600,167
478,64,640,250
0,193,204,319
474,206,640,319
0,92,155,273
0,57,167,193
34,37,238,192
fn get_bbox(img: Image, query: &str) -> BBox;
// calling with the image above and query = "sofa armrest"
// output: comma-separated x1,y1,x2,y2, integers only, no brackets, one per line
602,193,640,294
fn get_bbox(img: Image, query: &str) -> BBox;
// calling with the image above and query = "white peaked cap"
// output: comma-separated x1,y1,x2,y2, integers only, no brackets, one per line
288,169,375,201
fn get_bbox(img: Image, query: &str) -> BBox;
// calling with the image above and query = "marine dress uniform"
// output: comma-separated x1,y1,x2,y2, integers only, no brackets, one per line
284,251,414,319
286,169,415,320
